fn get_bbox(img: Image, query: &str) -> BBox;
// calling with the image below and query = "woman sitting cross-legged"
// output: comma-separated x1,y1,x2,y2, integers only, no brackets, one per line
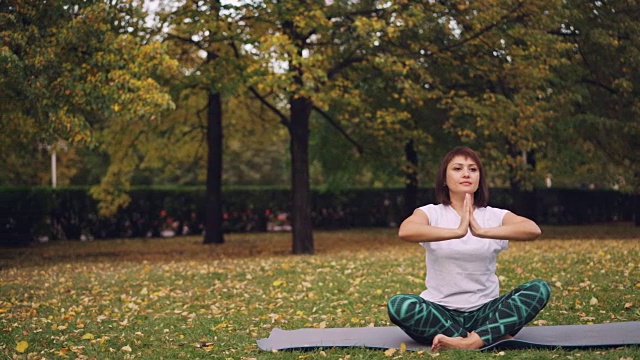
387,146,550,351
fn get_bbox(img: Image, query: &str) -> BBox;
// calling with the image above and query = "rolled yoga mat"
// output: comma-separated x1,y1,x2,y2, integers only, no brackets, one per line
257,321,640,351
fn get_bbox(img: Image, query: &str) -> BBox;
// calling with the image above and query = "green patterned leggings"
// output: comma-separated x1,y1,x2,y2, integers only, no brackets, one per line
387,279,551,346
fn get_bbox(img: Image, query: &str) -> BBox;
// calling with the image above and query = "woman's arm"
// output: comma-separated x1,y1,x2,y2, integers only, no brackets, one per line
470,211,541,241
398,205,469,243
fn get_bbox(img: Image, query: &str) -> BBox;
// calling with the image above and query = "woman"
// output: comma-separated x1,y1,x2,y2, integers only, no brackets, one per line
388,146,550,351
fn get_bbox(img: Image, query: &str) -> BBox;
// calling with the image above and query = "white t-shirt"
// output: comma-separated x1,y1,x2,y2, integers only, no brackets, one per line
418,204,509,311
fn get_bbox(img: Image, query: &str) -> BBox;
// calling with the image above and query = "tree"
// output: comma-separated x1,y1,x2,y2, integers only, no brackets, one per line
364,0,568,219
321,1,567,215
243,0,433,254
159,0,258,244
0,115,80,186
0,0,177,214
127,89,288,187
438,2,566,190
556,0,640,224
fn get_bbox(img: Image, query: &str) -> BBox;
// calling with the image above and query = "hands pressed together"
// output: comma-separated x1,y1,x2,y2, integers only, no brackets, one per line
457,193,485,238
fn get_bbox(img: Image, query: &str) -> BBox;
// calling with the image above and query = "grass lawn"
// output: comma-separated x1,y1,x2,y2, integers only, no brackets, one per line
1,224,639,359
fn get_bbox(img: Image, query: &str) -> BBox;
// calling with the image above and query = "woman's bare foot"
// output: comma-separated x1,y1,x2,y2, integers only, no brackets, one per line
431,332,484,351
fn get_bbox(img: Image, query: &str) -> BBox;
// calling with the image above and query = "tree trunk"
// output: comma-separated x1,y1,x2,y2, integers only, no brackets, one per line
508,146,537,221
403,139,418,220
203,91,224,244
635,171,640,227
289,95,314,254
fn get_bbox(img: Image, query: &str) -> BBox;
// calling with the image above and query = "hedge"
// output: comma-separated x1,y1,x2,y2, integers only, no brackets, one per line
0,186,636,246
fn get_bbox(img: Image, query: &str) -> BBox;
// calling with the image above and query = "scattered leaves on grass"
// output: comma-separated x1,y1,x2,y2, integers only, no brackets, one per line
1,227,639,359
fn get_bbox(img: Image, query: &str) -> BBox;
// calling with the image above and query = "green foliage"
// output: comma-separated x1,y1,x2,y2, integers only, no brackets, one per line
546,0,640,191
0,115,52,185
0,0,177,142
123,88,291,188
2,0,639,223
1,0,179,215
420,0,569,190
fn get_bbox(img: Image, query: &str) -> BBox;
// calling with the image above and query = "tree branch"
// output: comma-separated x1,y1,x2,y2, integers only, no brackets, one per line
165,33,207,52
248,87,291,128
581,78,618,95
547,29,577,37
312,105,363,155
222,23,290,128
443,2,529,54
570,31,618,96
390,1,530,59
327,54,366,80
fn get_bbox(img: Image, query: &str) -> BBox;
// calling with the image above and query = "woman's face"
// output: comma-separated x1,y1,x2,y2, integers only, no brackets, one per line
445,155,480,195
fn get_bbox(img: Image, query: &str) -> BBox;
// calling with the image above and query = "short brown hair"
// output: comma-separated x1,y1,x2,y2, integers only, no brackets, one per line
435,146,489,207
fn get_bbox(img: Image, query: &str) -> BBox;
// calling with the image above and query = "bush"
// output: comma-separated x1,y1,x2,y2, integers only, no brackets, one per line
0,186,636,246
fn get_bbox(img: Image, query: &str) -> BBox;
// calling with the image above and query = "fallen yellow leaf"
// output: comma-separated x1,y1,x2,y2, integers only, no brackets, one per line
384,348,396,356
82,333,95,340
214,321,228,330
16,341,28,353
196,341,214,348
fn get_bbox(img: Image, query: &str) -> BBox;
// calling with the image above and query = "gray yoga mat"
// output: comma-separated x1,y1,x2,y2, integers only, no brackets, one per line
257,321,640,351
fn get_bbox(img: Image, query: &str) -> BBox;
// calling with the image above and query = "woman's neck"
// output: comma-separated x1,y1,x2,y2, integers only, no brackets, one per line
449,193,466,215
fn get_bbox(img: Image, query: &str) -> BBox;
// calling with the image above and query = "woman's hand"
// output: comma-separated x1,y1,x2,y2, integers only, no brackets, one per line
456,193,471,236
399,199,471,243
467,193,487,238
469,209,485,238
